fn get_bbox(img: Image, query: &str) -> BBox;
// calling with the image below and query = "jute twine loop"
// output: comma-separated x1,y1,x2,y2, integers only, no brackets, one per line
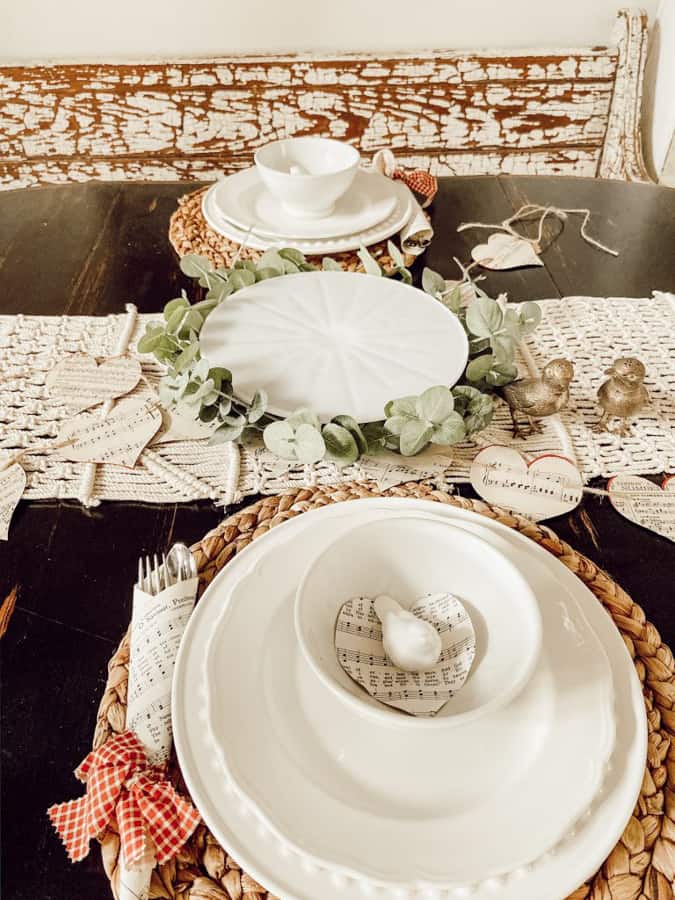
93,483,675,900
168,188,409,273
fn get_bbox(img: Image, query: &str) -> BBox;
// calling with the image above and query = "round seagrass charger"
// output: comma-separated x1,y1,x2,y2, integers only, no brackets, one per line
168,188,409,272
94,483,675,900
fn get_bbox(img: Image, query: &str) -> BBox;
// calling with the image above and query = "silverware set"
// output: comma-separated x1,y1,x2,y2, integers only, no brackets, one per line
136,542,197,595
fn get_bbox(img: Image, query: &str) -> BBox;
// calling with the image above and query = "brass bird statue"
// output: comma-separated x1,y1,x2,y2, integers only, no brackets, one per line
502,358,575,438
593,357,649,436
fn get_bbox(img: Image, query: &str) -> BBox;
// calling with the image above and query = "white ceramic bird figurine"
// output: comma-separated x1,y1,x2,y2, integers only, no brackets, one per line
374,595,442,672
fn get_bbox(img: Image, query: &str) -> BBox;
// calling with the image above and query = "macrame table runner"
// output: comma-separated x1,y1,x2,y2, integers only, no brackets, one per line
93,483,675,900
1,293,673,508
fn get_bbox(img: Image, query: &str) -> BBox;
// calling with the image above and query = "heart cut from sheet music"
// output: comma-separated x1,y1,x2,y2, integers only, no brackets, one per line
0,462,26,541
471,233,543,270
470,445,582,521
335,592,476,717
57,396,163,467
46,354,142,412
607,474,675,543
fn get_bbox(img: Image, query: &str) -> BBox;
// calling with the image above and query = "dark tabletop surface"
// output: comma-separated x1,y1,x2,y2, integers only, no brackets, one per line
1,175,674,900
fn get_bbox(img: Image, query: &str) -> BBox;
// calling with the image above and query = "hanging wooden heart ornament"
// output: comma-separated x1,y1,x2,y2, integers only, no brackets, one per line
470,445,582,521
46,354,142,412
471,233,544,270
607,474,675,542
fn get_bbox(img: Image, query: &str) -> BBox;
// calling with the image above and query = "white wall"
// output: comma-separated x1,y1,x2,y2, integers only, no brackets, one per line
0,0,660,58
1,0,672,177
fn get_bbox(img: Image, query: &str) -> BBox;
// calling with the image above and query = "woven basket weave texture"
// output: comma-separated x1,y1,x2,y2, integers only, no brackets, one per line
93,483,675,900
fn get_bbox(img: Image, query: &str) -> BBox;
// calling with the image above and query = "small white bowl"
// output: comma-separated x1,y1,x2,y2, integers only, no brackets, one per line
254,137,360,219
295,514,542,729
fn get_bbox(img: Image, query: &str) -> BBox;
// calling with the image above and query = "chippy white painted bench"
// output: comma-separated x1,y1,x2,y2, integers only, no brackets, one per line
0,7,651,190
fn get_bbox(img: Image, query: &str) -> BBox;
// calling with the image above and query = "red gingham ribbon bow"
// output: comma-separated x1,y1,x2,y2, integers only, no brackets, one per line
48,730,200,866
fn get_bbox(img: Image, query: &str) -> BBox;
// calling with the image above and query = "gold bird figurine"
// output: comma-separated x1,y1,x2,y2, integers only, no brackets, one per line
502,358,575,438
593,357,649,436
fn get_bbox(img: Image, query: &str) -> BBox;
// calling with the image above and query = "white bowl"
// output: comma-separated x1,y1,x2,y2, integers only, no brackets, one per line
254,137,360,219
295,514,542,728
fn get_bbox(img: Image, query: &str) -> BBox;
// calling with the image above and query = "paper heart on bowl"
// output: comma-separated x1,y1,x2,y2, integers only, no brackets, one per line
46,354,142,412
607,474,675,542
471,233,543,270
0,462,26,541
57,396,162,467
470,445,583,521
335,591,476,717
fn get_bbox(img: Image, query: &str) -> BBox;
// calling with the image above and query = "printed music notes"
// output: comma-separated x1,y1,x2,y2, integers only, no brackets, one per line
608,474,675,543
470,446,582,521
57,396,163,466
335,592,476,717
46,354,141,412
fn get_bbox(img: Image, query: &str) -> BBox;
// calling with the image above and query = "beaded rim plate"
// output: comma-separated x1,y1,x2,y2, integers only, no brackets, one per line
172,499,645,900
201,179,413,254
212,168,399,240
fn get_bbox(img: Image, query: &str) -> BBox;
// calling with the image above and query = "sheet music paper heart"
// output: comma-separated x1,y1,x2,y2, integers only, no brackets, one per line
151,406,217,445
471,233,544,270
57,396,163,467
46,354,142,412
335,592,476,717
608,474,675,542
470,445,582,521
0,462,26,541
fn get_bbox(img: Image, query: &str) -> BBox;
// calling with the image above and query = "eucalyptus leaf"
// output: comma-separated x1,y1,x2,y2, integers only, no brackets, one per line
208,366,232,390
137,328,165,355
415,386,454,424
357,246,382,276
282,259,301,275
361,421,387,453
163,297,190,320
399,419,434,456
490,331,517,361
383,415,408,437
293,423,326,463
248,389,268,424
211,414,246,443
255,267,280,281
430,411,466,445
229,270,256,291
485,362,518,387
257,250,286,274
422,267,446,298
322,423,359,465
206,281,234,303
174,341,201,373
287,408,320,430
278,248,306,266
466,353,495,382
180,254,214,288
331,414,368,455
199,404,219,423
518,300,542,334
465,296,504,338
387,240,406,270
166,306,187,334
322,258,343,272
263,420,296,459
384,395,418,419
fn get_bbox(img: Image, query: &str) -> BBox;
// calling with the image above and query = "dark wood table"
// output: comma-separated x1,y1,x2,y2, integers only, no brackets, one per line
1,175,674,900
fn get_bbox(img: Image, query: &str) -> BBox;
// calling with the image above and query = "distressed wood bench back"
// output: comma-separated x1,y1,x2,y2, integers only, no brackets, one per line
0,8,650,191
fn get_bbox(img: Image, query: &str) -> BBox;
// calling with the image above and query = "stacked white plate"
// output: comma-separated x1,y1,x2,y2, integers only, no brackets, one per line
202,167,413,253
173,498,647,900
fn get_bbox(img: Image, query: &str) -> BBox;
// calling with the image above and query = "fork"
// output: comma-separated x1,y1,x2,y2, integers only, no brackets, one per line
137,543,197,595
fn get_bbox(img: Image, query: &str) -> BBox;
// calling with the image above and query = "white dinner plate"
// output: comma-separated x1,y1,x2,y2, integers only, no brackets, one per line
212,168,399,239
201,178,413,254
198,271,469,423
202,508,613,888
173,499,646,900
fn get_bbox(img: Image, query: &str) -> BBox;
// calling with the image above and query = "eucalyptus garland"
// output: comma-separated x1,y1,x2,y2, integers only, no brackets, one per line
137,246,541,465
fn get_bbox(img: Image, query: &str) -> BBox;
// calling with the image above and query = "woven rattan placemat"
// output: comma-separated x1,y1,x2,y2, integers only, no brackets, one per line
168,187,406,271
93,483,675,900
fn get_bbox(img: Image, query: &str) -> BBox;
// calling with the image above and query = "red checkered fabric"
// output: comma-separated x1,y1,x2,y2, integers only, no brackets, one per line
48,730,200,866
392,168,438,208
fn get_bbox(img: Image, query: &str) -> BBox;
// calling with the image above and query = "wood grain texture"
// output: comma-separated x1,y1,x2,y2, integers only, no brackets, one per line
0,9,651,189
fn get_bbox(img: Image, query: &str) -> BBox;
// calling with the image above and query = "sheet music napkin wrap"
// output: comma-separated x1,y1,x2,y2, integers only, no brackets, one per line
121,575,199,900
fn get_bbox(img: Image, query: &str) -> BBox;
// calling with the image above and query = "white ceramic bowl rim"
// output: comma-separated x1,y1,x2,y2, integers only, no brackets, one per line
294,514,543,730
254,137,360,178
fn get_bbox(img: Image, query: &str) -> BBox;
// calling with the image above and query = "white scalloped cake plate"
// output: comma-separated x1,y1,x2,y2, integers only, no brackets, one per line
173,500,646,900
212,168,399,239
201,178,412,253
201,509,613,887
198,271,469,423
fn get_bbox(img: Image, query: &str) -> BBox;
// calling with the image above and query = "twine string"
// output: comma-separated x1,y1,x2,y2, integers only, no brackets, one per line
457,204,619,257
